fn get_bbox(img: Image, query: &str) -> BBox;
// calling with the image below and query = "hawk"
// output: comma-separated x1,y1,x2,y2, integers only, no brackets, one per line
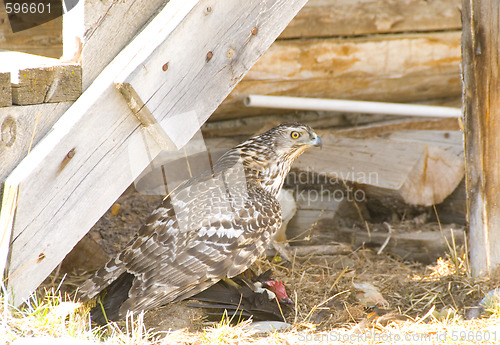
78,123,322,322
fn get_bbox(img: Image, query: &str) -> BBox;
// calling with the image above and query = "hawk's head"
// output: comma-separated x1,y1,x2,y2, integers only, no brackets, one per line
235,123,322,196
265,122,322,160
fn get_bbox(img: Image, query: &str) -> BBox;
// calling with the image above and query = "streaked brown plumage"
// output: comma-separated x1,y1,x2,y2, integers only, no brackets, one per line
78,123,321,323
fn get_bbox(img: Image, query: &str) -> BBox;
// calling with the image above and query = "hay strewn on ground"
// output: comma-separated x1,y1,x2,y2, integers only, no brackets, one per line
3,243,500,344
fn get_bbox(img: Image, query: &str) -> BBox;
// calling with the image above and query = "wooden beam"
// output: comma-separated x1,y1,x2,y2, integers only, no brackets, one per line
462,0,500,276
280,0,462,39
293,130,464,206
0,102,72,283
213,31,462,120
79,0,169,90
115,0,310,149
0,73,11,107
1,0,308,306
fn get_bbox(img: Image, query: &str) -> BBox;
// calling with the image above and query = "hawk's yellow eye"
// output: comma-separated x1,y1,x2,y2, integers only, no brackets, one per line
291,131,301,139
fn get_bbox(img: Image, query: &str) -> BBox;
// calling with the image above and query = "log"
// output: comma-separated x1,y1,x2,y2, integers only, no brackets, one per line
336,116,461,139
203,108,462,138
0,72,11,107
333,225,465,264
280,0,461,39
462,0,500,276
293,130,465,206
212,31,462,120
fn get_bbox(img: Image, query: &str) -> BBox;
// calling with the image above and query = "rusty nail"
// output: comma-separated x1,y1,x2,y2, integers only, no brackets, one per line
206,6,212,13
162,62,169,71
206,51,213,62
67,148,75,159
37,253,46,263
251,27,258,35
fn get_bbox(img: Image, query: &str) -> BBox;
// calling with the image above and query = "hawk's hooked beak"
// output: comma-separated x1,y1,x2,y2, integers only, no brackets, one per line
310,134,322,148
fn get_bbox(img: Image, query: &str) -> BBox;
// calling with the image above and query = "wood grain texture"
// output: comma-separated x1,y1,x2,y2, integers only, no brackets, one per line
81,0,168,90
293,130,464,206
1,0,308,306
335,117,461,138
462,0,500,276
116,0,310,150
0,102,72,184
280,0,462,39
0,72,11,107
12,65,81,105
213,31,462,119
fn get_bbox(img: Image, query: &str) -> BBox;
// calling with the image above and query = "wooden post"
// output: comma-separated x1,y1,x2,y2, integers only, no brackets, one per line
462,0,500,276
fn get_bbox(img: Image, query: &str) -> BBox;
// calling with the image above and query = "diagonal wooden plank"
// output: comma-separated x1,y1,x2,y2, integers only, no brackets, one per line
115,0,307,149
1,0,307,306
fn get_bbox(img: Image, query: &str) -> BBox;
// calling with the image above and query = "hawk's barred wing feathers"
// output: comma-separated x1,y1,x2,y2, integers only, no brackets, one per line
77,123,321,321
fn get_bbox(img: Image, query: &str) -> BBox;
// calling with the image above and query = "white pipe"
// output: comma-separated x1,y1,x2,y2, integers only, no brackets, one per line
244,95,461,118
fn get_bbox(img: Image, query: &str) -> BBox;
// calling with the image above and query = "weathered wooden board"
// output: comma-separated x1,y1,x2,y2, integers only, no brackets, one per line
462,0,500,276
0,72,11,107
213,31,462,119
0,51,82,105
1,0,308,306
0,102,73,184
0,3,62,58
115,0,310,150
280,0,462,39
0,102,72,282
12,65,82,105
293,130,464,206
336,117,461,139
79,0,169,90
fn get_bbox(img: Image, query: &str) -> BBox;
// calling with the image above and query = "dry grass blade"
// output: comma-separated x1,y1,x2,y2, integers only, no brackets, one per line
302,290,349,323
